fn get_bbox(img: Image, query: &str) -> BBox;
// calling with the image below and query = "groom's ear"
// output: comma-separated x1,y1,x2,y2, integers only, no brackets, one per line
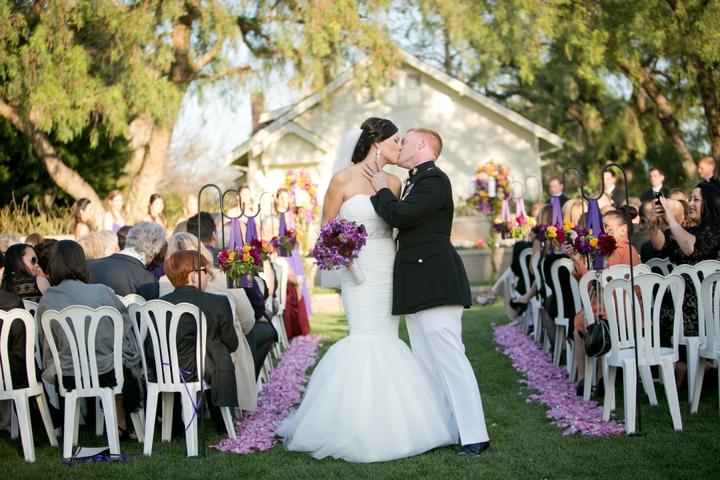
417,137,427,150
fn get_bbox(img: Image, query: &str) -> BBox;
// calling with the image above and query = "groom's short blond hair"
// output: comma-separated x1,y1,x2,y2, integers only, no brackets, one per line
409,128,443,159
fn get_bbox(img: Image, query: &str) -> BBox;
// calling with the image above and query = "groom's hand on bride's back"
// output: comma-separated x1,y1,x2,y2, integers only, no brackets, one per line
362,160,389,192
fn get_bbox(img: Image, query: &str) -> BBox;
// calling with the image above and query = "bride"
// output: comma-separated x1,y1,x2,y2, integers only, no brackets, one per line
276,118,457,462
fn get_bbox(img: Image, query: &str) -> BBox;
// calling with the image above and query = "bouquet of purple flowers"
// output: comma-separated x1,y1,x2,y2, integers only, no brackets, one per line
313,218,369,283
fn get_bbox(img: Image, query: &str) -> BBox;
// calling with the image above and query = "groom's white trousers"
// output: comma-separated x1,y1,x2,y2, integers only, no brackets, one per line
405,305,490,445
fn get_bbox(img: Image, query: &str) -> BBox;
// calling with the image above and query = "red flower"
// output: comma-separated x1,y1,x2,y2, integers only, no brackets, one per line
598,233,617,256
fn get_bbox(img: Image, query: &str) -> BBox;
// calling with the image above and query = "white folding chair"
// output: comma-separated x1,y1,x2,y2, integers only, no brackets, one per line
646,257,674,276
671,260,720,404
272,260,290,350
548,258,580,379
516,248,535,335
130,300,235,457
0,309,58,462
22,300,59,411
530,252,543,343
41,306,126,458
690,272,720,418
117,294,147,308
602,273,685,434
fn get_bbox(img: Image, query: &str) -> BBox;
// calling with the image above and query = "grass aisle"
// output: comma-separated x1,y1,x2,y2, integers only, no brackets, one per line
2,305,719,478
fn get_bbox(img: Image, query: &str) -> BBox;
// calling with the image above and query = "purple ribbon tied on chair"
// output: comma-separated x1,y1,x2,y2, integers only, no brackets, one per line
586,198,604,270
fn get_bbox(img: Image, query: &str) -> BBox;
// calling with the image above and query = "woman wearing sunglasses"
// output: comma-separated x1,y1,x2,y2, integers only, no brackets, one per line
0,243,50,302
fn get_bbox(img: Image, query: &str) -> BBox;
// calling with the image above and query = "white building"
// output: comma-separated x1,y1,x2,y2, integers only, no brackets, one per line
224,49,564,206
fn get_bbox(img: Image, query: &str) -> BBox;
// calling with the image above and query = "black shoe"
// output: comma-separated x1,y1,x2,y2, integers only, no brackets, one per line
576,379,585,397
595,378,605,399
457,441,491,457
118,427,131,442
509,300,528,315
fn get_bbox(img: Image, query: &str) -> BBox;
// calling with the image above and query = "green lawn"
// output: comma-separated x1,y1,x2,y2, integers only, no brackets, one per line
3,305,719,479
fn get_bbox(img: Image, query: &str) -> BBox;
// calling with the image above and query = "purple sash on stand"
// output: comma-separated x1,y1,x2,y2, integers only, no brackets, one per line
245,217,258,244
550,196,563,253
285,210,313,318
586,198,605,270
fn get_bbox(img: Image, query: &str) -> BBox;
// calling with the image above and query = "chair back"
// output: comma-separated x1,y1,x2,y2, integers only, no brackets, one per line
579,265,651,329
41,306,125,396
549,258,581,323
604,273,685,366
131,300,206,389
671,260,720,344
597,264,651,287
22,301,41,368
517,248,533,298
0,309,40,397
646,257,675,276
699,271,720,358
118,294,147,307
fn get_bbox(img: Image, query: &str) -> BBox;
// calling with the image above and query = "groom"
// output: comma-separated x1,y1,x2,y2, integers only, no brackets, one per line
362,128,491,457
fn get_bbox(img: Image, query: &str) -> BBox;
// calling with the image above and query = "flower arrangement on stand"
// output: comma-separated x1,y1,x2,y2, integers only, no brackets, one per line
313,219,368,284
467,160,513,280
218,239,269,288
493,217,517,239
570,226,618,270
539,222,566,253
510,215,535,240
270,229,297,257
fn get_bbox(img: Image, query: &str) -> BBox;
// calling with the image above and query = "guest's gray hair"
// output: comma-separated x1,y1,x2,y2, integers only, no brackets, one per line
97,230,119,257
167,232,215,280
125,222,166,259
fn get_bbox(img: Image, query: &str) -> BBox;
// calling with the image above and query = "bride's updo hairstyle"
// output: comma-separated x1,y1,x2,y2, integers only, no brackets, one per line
351,117,398,164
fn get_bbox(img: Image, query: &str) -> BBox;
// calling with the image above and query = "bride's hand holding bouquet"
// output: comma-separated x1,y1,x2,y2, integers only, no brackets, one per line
313,218,369,284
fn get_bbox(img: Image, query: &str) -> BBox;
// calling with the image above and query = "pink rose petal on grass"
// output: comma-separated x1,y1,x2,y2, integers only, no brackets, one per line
493,324,624,437
212,334,325,454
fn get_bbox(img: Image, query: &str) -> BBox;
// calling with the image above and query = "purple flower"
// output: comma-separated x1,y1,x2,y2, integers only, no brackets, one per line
312,219,368,270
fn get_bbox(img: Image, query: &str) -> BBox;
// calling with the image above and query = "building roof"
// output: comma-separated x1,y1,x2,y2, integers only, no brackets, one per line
224,49,564,166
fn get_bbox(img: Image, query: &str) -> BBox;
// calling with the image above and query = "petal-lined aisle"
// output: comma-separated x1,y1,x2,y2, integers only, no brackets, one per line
493,323,625,436
212,334,324,454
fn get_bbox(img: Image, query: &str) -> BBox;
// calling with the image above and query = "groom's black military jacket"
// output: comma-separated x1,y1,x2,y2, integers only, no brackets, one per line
370,161,472,315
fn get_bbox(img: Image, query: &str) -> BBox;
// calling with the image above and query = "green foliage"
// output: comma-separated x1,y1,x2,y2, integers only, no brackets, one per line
0,196,73,236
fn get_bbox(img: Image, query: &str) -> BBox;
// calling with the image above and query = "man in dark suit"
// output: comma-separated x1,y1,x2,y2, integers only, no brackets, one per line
698,156,720,189
364,127,490,457
548,176,569,207
160,251,239,433
88,222,165,300
603,170,626,207
640,167,670,204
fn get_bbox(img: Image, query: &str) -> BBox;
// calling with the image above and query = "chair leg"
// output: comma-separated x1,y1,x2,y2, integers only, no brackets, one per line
144,388,159,456
685,340,700,405
102,392,120,456
160,392,174,442
14,397,36,462
660,359,683,431
130,409,145,443
553,326,563,367
182,393,199,457
220,407,236,440
622,361,637,435
639,366,658,406
10,401,18,439
35,393,58,447
63,395,79,459
583,356,594,402
690,359,707,414
603,366,617,422
96,397,104,436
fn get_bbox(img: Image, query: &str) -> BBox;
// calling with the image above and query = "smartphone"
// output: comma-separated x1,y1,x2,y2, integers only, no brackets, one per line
655,191,664,205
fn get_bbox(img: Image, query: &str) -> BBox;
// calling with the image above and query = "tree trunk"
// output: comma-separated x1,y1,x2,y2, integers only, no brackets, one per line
0,99,103,208
695,59,720,163
125,124,173,222
641,73,697,180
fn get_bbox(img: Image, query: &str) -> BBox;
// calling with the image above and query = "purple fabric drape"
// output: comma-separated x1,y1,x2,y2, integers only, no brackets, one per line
277,213,291,257
228,217,243,249
586,198,604,269
501,198,511,221
550,196,563,253
284,210,313,318
245,217,258,244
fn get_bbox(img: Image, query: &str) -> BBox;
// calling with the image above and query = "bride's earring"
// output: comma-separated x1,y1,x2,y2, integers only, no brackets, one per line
376,149,381,161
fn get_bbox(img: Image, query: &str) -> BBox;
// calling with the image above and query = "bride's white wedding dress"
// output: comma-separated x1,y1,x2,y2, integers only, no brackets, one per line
276,195,457,462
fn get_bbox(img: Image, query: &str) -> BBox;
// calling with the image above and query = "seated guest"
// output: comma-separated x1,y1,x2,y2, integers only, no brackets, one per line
87,222,165,300
566,206,641,396
37,240,143,440
668,188,689,202
34,238,58,278
628,196,650,252
650,183,720,387
1,243,50,302
640,198,684,262
158,233,258,411
97,230,120,257
77,232,105,260
0,250,29,389
116,225,132,251
640,167,670,204
25,233,44,247
0,234,21,253
146,242,167,280
160,251,239,433
186,212,219,264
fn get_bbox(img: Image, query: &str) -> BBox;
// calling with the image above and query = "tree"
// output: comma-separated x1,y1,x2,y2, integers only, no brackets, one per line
1,1,399,220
